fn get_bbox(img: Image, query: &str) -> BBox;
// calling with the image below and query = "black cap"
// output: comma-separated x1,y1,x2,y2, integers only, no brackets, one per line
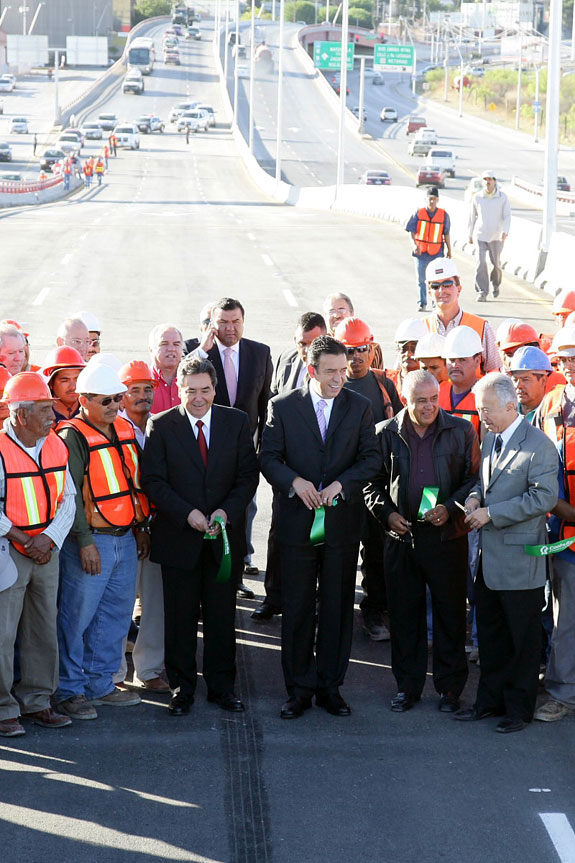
427,186,439,197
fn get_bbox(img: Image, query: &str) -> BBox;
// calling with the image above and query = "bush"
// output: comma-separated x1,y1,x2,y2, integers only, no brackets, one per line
133,0,171,22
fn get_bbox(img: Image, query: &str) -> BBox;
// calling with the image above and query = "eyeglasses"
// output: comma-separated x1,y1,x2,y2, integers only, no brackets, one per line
89,338,101,347
69,338,90,348
91,394,123,406
346,345,370,355
429,280,456,290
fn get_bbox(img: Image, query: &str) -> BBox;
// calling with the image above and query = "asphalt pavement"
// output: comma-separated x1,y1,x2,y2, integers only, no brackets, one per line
1,17,574,863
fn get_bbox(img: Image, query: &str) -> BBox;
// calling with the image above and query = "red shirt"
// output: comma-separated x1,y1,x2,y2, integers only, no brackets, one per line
151,366,180,414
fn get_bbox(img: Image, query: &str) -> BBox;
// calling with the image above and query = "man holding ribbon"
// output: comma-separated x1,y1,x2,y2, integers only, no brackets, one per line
260,335,380,720
457,373,558,733
142,356,259,717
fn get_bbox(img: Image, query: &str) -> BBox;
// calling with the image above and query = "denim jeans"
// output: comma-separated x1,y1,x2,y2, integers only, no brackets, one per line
413,251,444,307
56,532,137,701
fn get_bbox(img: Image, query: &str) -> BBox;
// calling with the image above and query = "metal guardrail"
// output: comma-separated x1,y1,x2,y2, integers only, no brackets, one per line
0,175,62,194
511,175,575,205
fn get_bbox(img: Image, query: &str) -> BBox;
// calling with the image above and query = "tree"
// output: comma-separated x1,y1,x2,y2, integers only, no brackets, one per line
133,0,172,23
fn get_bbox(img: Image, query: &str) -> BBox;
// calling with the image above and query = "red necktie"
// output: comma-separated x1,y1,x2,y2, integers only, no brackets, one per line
196,420,208,468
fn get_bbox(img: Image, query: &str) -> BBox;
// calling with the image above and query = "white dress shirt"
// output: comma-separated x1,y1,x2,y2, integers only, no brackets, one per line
492,413,523,463
185,407,212,446
309,380,335,427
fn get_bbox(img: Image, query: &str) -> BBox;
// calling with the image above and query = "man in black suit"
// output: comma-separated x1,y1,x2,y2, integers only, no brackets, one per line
141,356,259,716
252,312,327,621
260,335,381,719
188,298,273,596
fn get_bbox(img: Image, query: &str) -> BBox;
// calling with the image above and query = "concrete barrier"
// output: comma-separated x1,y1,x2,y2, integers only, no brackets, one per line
509,176,575,218
0,173,82,206
535,231,575,297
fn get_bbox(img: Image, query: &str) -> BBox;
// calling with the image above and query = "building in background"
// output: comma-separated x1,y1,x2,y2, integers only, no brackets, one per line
0,0,136,48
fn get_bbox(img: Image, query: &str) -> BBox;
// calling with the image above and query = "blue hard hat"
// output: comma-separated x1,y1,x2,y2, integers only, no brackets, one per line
509,346,552,373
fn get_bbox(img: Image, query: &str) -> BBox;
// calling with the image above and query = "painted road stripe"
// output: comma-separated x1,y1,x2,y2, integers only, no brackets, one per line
32,287,50,306
540,813,575,863
283,289,298,307
261,253,273,267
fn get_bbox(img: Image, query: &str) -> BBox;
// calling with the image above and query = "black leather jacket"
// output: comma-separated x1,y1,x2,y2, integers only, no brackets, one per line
364,407,480,543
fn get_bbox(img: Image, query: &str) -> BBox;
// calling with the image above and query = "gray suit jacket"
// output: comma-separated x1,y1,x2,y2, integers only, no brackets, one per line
468,418,558,591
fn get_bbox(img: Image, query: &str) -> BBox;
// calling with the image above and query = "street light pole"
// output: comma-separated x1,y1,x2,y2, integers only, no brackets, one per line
336,0,350,188
233,0,239,128
571,1,575,63
275,0,285,182
358,55,365,133
443,36,449,101
458,58,464,116
224,3,230,80
515,23,523,131
542,0,562,253
248,0,256,151
534,64,541,142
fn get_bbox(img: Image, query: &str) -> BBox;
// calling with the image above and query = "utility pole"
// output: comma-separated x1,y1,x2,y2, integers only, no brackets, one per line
233,0,239,128
275,0,285,182
358,55,366,133
248,0,256,152
443,34,449,101
534,64,541,142
515,23,523,130
542,0,562,253
336,0,350,188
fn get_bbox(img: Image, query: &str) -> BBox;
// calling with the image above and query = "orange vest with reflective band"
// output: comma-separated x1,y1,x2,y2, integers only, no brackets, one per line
414,207,446,256
539,384,575,539
425,311,486,341
95,161,104,174
57,416,149,529
438,381,480,434
386,369,406,405
0,430,68,556
547,369,566,392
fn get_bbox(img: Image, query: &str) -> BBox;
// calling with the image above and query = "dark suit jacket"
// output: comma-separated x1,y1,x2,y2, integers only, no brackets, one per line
271,347,305,397
142,404,259,570
259,385,381,546
185,336,273,444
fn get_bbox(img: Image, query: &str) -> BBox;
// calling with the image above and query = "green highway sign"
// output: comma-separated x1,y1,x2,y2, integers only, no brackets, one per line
374,44,415,73
313,41,354,71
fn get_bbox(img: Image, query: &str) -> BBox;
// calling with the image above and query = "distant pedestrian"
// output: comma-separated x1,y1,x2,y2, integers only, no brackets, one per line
405,186,451,313
468,170,511,302
63,158,72,191
109,133,117,157
103,144,109,170
83,159,93,188
33,133,38,156
186,124,190,144
94,157,105,186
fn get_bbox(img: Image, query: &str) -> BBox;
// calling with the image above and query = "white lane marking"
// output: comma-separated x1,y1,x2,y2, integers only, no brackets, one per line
283,289,298,308
540,813,575,863
32,287,50,306
261,253,274,267
61,253,72,266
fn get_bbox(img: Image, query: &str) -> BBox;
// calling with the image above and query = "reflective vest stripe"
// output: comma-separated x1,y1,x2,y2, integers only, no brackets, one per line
21,475,41,526
438,382,480,434
97,448,122,495
124,443,141,487
414,208,446,255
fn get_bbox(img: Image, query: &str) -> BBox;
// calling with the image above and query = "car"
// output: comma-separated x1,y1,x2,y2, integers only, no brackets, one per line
62,128,84,145
372,72,384,85
40,148,66,172
465,66,485,77
164,50,181,65
417,165,446,188
196,104,216,127
80,122,103,140
0,76,14,92
416,64,439,78
9,116,28,134
330,75,349,95
163,36,179,48
359,170,391,185
177,109,210,133
425,147,456,177
123,71,144,94
0,171,23,182
97,113,118,131
136,114,165,134
0,142,12,162
57,134,82,155
408,138,433,157
3,74,16,88
169,101,199,123
464,176,482,203
187,26,201,39
557,175,571,192
414,127,437,144
352,106,367,122
407,115,427,135
113,123,140,149
380,107,398,123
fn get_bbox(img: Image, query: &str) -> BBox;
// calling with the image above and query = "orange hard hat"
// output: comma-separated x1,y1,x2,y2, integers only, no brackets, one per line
0,367,12,397
499,322,540,351
3,372,53,403
552,289,575,316
0,319,29,338
333,317,374,347
118,360,158,388
42,346,86,380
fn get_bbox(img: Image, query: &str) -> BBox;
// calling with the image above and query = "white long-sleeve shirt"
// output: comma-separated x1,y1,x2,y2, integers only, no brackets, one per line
468,187,511,242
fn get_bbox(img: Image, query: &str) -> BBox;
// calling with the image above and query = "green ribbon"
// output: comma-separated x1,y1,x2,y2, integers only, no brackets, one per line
310,499,338,546
525,536,575,557
417,486,439,519
203,516,231,583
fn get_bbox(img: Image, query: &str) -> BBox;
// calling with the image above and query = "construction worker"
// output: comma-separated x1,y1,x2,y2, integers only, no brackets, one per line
389,317,428,401
405,186,452,312
94,157,105,186
425,258,500,373
0,367,11,421
413,332,448,384
0,372,76,738
0,319,38,372
509,347,553,424
497,321,540,370
41,346,85,423
55,363,150,720
83,158,93,187
62,157,72,191
439,326,482,437
109,133,117,157
103,144,110,169
552,289,575,328
73,311,102,361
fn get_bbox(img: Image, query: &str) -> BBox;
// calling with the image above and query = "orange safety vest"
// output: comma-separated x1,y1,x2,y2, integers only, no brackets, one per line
386,369,406,405
83,163,93,176
57,416,149,529
413,207,446,256
539,384,575,539
425,310,486,342
0,430,68,556
95,161,104,174
547,369,566,392
438,381,480,435
370,368,394,419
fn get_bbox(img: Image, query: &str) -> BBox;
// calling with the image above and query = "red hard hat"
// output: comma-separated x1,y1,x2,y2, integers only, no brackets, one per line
552,289,575,316
118,360,158,389
499,322,540,351
42,346,86,380
0,367,12,397
333,317,374,347
3,372,53,403
0,319,29,338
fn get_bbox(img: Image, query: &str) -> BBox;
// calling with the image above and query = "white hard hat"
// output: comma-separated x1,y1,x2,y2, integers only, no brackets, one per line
425,258,459,282
443,325,483,359
73,310,102,332
76,363,127,395
394,317,428,344
414,332,446,360
87,352,123,372
552,326,575,357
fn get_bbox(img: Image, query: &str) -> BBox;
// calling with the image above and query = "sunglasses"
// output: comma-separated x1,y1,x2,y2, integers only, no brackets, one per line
429,279,456,290
94,394,123,406
346,345,370,355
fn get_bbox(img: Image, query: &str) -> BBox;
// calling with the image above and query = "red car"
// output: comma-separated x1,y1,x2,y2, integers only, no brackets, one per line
416,165,446,188
407,115,427,135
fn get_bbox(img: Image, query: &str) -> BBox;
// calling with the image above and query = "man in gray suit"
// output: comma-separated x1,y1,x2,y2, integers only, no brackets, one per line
455,373,558,733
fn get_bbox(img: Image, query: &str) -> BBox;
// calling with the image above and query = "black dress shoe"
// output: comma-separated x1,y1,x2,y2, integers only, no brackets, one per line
439,692,461,713
316,692,351,716
237,582,255,599
168,694,193,716
244,564,259,576
391,692,420,712
207,692,245,712
453,706,495,721
495,717,527,734
280,695,312,719
251,602,281,621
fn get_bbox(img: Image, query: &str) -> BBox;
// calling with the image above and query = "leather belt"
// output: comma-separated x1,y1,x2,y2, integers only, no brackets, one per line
91,527,131,537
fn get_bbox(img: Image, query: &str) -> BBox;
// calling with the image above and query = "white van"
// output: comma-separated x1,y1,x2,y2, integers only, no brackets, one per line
425,148,456,178
113,123,140,150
